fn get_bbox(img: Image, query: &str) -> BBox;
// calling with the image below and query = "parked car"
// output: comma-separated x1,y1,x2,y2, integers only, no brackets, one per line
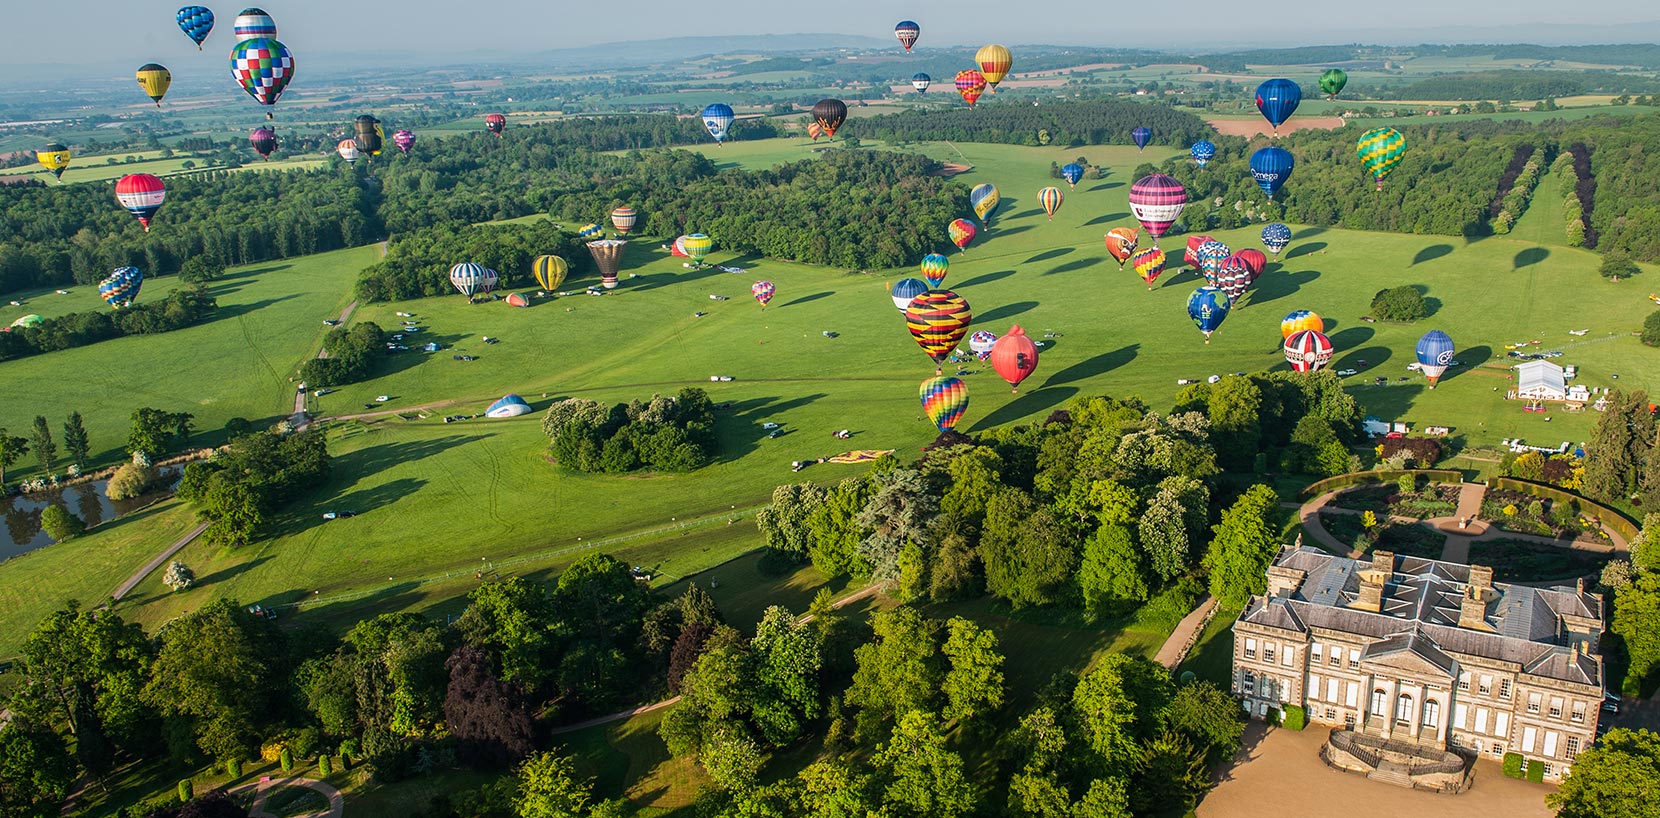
322,510,357,520
1336,369,1358,376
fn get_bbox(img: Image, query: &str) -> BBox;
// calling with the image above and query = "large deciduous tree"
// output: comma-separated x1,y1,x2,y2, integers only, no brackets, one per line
940,617,1004,725
141,599,286,762
1547,728,1660,818
755,482,827,561
443,645,534,768
1202,484,1282,606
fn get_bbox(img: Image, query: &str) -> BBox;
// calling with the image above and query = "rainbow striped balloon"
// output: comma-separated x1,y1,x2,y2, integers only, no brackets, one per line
1038,186,1063,221
920,376,969,432
1280,309,1324,339
904,289,973,368
920,253,950,288
948,218,977,252
610,205,638,236
1132,247,1166,289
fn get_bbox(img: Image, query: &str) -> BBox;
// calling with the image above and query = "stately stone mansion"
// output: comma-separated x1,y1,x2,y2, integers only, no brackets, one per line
1232,547,1606,786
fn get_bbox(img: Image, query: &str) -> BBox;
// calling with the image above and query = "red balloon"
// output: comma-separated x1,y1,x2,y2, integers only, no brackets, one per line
1183,235,1213,270
1236,248,1267,279
990,325,1039,392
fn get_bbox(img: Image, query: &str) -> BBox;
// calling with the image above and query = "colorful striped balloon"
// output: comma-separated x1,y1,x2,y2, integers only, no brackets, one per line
1358,127,1408,190
1284,329,1335,372
1104,227,1139,269
232,7,276,41
919,376,969,432
449,262,496,298
533,256,568,291
1215,255,1254,301
1280,309,1324,339
895,20,920,52
1235,249,1267,280
948,219,977,252
920,254,949,288
975,44,1012,88
954,70,986,108
610,205,638,236
98,267,144,309
1038,186,1063,220
681,233,713,263
1127,174,1186,243
752,280,775,307
904,289,973,369
393,129,416,154
586,240,626,289
1132,247,1166,289
576,222,605,240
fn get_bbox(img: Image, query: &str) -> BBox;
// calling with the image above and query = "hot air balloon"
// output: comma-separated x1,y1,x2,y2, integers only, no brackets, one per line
1127,174,1186,246
920,376,968,432
9,314,44,329
1038,186,1063,221
975,44,1012,89
98,267,144,309
892,277,929,311
1284,329,1335,372
1255,78,1301,135
990,325,1039,393
1191,140,1216,168
176,6,214,49
912,73,931,94
682,233,713,265
920,254,949,289
969,330,998,360
232,7,276,41
1280,309,1324,339
485,113,506,137
449,263,497,299
586,240,627,289
807,121,824,141
393,129,416,154
1060,163,1084,189
1261,223,1292,257
36,144,71,180
1195,240,1232,285
1250,146,1295,200
895,21,920,52
249,127,277,159
1319,68,1348,100
1415,330,1455,389
905,289,973,372
670,235,690,258
576,223,605,241
229,38,295,117
752,280,775,307
1180,235,1209,271
354,115,383,156
1357,127,1407,190
136,64,171,106
610,205,638,236
1235,249,1268,280
948,219,977,252
533,256,568,291
954,70,986,108
701,103,735,144
1132,247,1166,289
1131,126,1152,150
336,139,359,165
969,183,999,226
1187,287,1231,342
1215,255,1254,301
1104,227,1139,270
812,99,847,137
115,174,166,232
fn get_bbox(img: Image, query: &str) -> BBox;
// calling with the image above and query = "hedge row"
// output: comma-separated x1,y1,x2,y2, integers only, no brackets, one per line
1299,470,1467,499
1488,477,1640,543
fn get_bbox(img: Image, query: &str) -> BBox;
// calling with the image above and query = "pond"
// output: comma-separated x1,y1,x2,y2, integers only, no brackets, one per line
1,475,176,561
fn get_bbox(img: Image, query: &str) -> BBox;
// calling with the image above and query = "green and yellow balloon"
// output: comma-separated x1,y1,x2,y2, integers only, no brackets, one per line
1357,128,1407,191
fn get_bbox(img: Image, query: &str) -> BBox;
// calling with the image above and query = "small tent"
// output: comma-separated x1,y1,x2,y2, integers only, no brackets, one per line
486,394,532,418
1514,360,1567,401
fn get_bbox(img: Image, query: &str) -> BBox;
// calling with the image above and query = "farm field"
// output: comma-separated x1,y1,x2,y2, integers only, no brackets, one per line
3,152,327,184
5,138,1658,660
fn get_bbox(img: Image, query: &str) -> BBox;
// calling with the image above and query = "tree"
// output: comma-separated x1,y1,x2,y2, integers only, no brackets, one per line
805,475,873,577
1369,285,1429,321
1585,390,1654,503
1614,572,1660,696
1202,485,1282,607
980,489,1078,608
142,599,285,762
1203,377,1262,470
701,725,765,792
855,468,938,580
1547,728,1660,818
1159,681,1246,766
29,416,56,476
14,601,152,762
0,428,29,485
1079,524,1149,619
871,711,975,818
551,553,651,705
62,412,90,472
846,607,943,738
107,458,159,501
127,407,194,460
940,617,1004,724
1643,310,1660,348
1071,777,1132,818
1632,513,1660,574
1601,252,1639,281
750,605,823,745
163,561,197,591
514,750,622,818
444,645,534,768
40,505,84,540
755,483,827,561
1139,486,1192,583
1130,731,1210,817
0,716,75,818
1072,654,1174,773
178,255,227,284
455,577,555,691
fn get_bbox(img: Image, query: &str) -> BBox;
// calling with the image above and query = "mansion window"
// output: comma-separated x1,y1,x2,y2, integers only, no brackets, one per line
1348,649,1360,669
1329,645,1342,667
1567,736,1581,760
1245,638,1257,660
1325,707,1336,721
1423,699,1441,729
1282,647,1295,667
1395,693,1414,723
1458,672,1470,691
1491,743,1504,757
1371,689,1388,718
1500,679,1512,699
1309,674,1322,700
1479,675,1491,695
1572,702,1586,723
1313,644,1323,663
1549,699,1563,719
1543,764,1553,778
1528,693,1542,714
1264,644,1275,663
1243,671,1256,695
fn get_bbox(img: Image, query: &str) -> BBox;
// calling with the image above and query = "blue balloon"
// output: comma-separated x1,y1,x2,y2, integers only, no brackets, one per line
1131,127,1152,150
1060,163,1084,187
891,277,929,311
1250,146,1295,200
1191,140,1216,168
1187,286,1231,339
1255,78,1302,130
1416,330,1455,367
176,6,215,49
700,103,735,143
1261,223,1292,255
99,266,144,309
912,72,931,93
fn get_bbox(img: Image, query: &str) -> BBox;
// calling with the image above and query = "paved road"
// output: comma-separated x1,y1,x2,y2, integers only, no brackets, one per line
109,521,209,602
1155,594,1218,669
230,775,344,818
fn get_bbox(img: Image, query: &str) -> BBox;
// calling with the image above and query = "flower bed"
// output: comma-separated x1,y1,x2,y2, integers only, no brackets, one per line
1468,538,1613,583
1479,488,1584,539
1317,511,1445,559
1328,484,1458,519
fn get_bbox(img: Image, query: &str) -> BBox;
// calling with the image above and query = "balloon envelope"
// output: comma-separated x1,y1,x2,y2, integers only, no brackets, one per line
485,114,506,135
1191,140,1216,168
232,7,275,41
954,70,986,107
1187,287,1231,338
533,256,568,291
99,267,144,309
1280,309,1324,339
812,99,847,137
905,289,973,366
353,115,383,155
1284,329,1335,372
1127,174,1186,241
1132,247,1166,287
177,6,214,49
1195,241,1232,285
1131,126,1152,150
1184,235,1213,271
336,139,359,164
912,73,931,93
970,183,1000,225
1415,330,1456,386
892,277,929,311
136,64,171,105
948,219,977,251
1038,186,1063,220
920,376,968,431
1358,128,1408,189
807,121,824,141
1250,146,1295,199
752,280,775,306
36,144,71,179
249,127,277,158
1319,68,1348,99
1215,255,1254,301
610,205,638,236
576,223,605,241
1104,227,1138,267
682,234,713,263
920,254,949,289
449,262,497,297
895,20,920,51
1060,163,1084,188
969,330,998,360
990,325,1039,391
975,44,1012,87
1262,223,1293,256
393,129,416,153
229,38,295,109
1235,249,1268,279
115,174,166,231
701,103,735,143
1255,78,1301,131
586,240,627,289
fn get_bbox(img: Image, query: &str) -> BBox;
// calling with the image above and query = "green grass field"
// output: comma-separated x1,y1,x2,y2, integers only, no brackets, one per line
4,152,327,184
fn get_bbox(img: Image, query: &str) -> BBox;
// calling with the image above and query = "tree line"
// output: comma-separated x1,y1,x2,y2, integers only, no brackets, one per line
540,388,719,474
176,428,331,546
851,99,1216,150
0,285,216,363
357,220,592,302
299,322,387,387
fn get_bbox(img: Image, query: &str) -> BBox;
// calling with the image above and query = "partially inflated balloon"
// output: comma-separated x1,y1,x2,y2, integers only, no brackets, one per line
485,114,506,136
36,144,71,180
1235,249,1267,279
611,205,638,236
1250,146,1295,200
912,73,931,93
1132,247,1166,289
920,254,949,289
1191,140,1216,168
812,99,847,137
337,139,359,165
99,267,144,309
682,233,713,264
229,38,295,114
1127,174,1186,243
249,127,276,159
807,121,824,141
1255,78,1301,134
1131,126,1151,150
1261,223,1292,257
1104,227,1138,269
576,223,605,240
232,7,275,41
1284,329,1334,372
1319,68,1348,100
920,376,968,432
895,21,920,52
975,44,1012,88
115,174,166,232
177,6,214,49
892,277,929,311
533,255,567,291
948,219,977,252
701,103,735,143
449,262,496,298
1415,330,1455,388
905,289,973,370
136,64,171,106
1187,286,1231,342
752,280,775,307
970,183,999,226
990,325,1039,393
670,235,690,258
1280,310,1324,339
393,129,416,154
586,240,627,289
1184,235,1213,271
954,70,986,108
1038,187,1063,220
1060,163,1084,188
969,330,998,360
1357,127,1407,190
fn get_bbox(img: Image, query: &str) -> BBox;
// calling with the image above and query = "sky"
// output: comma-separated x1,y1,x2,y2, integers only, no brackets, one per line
3,0,1659,67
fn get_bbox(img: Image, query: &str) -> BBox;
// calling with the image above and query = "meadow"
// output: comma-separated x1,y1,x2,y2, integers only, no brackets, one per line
3,138,1657,660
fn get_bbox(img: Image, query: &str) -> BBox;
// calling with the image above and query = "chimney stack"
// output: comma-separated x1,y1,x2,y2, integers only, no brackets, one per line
1460,565,1498,632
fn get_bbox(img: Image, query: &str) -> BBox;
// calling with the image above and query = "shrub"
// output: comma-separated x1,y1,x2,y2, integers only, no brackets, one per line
224,758,242,779
1601,252,1638,280
279,747,293,773
1503,752,1525,778
162,561,195,591
40,504,85,540
1398,473,1417,495
1369,286,1429,321
317,754,332,777
1643,310,1660,347
107,460,158,500
176,779,192,804
1266,706,1281,725
1281,704,1307,731
1526,759,1546,782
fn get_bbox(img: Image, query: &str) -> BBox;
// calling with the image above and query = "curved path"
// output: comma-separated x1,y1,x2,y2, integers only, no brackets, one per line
109,521,209,602
230,775,344,818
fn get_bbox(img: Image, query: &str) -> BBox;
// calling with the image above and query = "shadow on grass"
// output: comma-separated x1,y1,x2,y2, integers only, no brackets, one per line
1088,182,1124,192
1412,243,1454,265
1353,380,1426,419
1008,208,1045,220
629,264,727,293
968,385,1078,431
1084,211,1131,226
1515,247,1549,269
984,224,1033,240
1246,268,1320,306
1042,344,1139,387
978,301,1039,325
779,291,834,308
1439,345,1493,385
1331,344,1393,374
1043,258,1097,277
1026,247,1075,264
957,269,1015,288
1329,326,1374,354
715,394,829,463
1285,241,1328,259
213,294,303,322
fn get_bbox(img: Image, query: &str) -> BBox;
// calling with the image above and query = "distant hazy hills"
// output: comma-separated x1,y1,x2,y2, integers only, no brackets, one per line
533,33,896,68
